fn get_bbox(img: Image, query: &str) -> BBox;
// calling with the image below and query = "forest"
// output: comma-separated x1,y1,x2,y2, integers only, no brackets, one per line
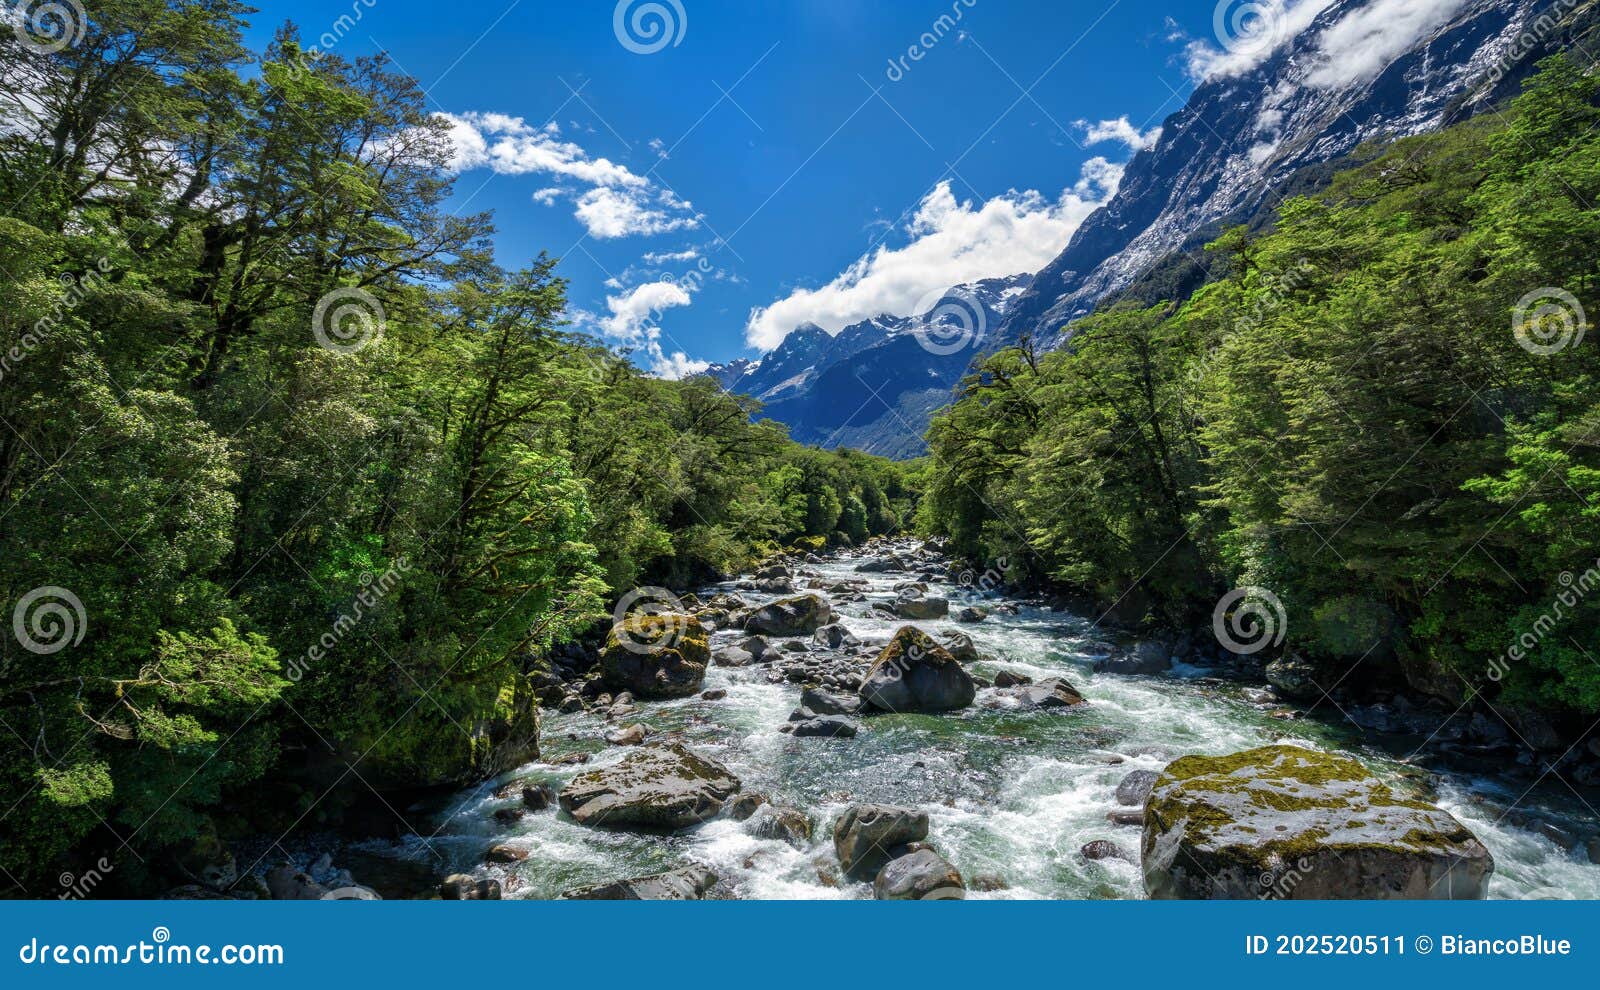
0,4,914,892
920,55,1600,735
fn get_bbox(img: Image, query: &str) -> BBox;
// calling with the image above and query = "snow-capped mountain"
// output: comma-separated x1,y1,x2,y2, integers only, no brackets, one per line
703,274,1032,457
995,0,1595,348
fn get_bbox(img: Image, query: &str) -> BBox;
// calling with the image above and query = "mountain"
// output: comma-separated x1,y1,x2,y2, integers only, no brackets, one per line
995,0,1595,348
703,274,1032,458
713,0,1597,459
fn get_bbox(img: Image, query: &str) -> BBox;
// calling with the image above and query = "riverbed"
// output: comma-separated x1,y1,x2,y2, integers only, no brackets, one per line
366,547,1600,900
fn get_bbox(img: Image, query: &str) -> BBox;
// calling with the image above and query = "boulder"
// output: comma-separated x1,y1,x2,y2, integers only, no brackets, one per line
599,613,710,699
992,669,1032,688
484,844,527,864
812,623,859,649
800,686,860,716
859,626,977,714
1264,654,1328,701
605,723,649,746
955,607,989,624
745,594,832,637
1142,745,1494,899
1081,840,1131,862
873,850,966,900
856,557,906,574
893,594,949,620
265,865,327,900
726,792,769,821
559,743,741,832
834,804,929,879
749,805,813,848
1007,677,1087,710
1115,769,1160,807
786,716,857,738
701,688,728,701
1094,640,1172,676
561,866,719,901
440,874,500,900
939,631,982,664
520,783,558,811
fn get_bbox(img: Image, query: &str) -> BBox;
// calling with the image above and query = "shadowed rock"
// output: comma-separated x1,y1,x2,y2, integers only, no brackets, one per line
559,743,740,832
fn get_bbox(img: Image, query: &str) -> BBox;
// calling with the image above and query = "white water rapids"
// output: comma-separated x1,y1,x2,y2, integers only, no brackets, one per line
368,551,1600,900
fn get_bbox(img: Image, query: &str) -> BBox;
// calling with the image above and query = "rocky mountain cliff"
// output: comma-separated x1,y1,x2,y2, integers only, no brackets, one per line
714,0,1597,457
995,0,1593,348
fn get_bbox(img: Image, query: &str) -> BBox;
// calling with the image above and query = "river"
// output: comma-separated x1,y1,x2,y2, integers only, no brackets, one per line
362,546,1600,900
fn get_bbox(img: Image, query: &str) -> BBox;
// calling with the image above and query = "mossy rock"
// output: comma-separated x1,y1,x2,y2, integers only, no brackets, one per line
858,626,976,713
599,613,710,699
559,743,740,832
1141,745,1493,900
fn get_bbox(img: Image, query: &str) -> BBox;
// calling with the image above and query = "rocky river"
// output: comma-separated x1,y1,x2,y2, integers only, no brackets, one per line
324,541,1600,900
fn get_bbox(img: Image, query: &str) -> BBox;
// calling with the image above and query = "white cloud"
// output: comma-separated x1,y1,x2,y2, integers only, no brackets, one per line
653,351,711,380
744,162,1123,351
643,248,701,264
1080,116,1164,152
597,280,694,342
574,187,700,240
1184,0,1334,81
1303,0,1469,89
439,111,698,239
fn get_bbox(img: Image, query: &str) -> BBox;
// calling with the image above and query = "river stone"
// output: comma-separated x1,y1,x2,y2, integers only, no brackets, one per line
749,805,813,848
1081,840,1131,862
812,622,858,649
1094,640,1171,676
788,715,857,738
993,669,1032,688
859,626,977,714
745,594,832,637
893,594,949,620
1008,677,1086,710
1264,654,1328,701
873,849,966,900
939,630,982,664
559,743,740,832
955,606,989,624
834,804,930,879
1141,745,1494,900
560,865,719,900
1115,769,1160,807
800,686,860,716
599,613,710,699
440,874,500,900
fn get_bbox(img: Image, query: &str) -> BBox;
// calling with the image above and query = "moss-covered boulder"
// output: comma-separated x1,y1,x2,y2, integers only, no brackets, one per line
559,743,740,832
744,594,831,637
1141,745,1493,899
858,626,977,713
834,804,929,879
599,613,710,699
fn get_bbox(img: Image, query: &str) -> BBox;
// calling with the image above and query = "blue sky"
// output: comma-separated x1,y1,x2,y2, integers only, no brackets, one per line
246,1,1226,373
